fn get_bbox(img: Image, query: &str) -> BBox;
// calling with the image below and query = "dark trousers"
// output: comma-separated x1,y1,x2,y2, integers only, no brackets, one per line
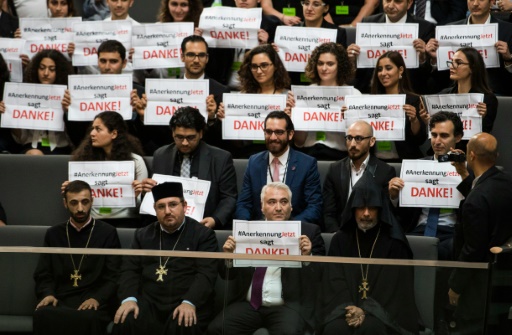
321,314,387,335
207,301,306,335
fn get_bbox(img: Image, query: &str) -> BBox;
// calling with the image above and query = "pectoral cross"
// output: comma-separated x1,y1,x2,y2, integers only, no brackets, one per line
358,279,369,299
70,270,82,287
156,265,168,282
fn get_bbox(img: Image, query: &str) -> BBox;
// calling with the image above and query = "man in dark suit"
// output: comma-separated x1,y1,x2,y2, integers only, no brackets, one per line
346,0,436,93
448,132,512,334
389,111,465,260
408,0,467,25
208,182,325,335
426,0,512,95
235,111,323,225
323,120,395,233
142,107,237,230
142,35,232,154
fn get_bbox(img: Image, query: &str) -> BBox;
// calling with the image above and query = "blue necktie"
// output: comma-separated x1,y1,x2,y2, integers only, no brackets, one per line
424,208,440,237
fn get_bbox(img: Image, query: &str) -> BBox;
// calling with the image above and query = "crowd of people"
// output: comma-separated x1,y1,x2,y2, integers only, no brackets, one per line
1,0,512,334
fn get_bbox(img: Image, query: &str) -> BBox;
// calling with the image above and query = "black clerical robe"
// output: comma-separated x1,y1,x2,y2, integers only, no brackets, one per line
319,173,419,335
115,218,218,335
33,219,121,335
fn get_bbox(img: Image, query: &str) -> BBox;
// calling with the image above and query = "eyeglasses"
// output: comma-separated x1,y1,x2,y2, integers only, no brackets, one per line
446,60,470,69
301,1,326,7
250,62,273,72
345,135,372,143
155,201,183,211
169,1,189,7
174,134,198,142
184,52,208,60
264,129,287,136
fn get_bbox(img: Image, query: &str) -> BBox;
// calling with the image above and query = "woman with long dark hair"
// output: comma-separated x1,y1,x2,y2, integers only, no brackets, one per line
369,51,426,161
0,49,74,155
218,44,291,157
64,111,148,228
437,47,497,133
158,0,203,27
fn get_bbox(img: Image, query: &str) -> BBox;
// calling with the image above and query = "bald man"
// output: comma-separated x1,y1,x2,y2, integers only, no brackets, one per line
448,133,512,334
323,120,396,232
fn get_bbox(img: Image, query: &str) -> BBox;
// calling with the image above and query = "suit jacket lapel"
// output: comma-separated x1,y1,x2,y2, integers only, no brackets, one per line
285,148,297,185
165,145,178,175
260,151,269,186
197,142,211,180
341,159,351,204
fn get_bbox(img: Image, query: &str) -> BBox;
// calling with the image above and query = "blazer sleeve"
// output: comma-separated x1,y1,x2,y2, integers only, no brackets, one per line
235,157,256,220
293,158,323,224
211,153,238,228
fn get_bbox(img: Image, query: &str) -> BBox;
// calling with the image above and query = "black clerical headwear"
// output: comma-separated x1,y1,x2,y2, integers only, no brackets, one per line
152,182,184,202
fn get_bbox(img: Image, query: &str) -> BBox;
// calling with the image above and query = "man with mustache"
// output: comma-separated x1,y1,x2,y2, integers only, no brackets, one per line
323,120,395,232
33,180,121,335
235,111,323,225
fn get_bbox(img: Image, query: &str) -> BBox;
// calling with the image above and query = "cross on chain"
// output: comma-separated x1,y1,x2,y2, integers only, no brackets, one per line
359,279,369,299
70,269,82,287
156,265,168,282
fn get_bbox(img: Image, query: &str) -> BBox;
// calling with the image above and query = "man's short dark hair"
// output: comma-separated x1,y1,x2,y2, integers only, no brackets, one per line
98,40,126,61
169,106,206,132
181,35,208,53
429,111,464,138
63,181,92,200
264,111,294,131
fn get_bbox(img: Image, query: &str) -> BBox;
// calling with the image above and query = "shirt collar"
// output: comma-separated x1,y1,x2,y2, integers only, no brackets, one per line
350,153,371,172
386,13,408,24
69,216,93,232
184,73,205,80
468,14,491,24
269,146,290,166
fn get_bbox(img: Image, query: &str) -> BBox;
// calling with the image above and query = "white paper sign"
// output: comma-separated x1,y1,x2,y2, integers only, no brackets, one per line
144,79,209,125
345,94,406,140
291,85,354,131
399,160,464,208
423,94,483,139
233,220,301,267
67,74,133,121
132,23,194,69
72,21,132,66
275,26,337,72
0,38,25,82
139,174,211,222
355,23,419,68
68,161,136,208
1,82,66,131
222,93,287,140
436,24,499,71
19,17,81,57
199,7,261,48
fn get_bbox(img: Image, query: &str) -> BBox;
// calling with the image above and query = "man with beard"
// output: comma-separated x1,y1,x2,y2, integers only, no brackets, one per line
235,111,323,225
323,120,395,232
33,180,121,335
113,182,218,335
318,173,419,334
141,107,237,230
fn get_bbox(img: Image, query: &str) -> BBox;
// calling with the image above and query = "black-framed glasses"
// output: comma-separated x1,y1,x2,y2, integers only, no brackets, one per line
264,129,287,136
345,135,372,143
446,60,469,69
300,0,326,7
184,52,208,60
250,62,273,71
174,134,198,142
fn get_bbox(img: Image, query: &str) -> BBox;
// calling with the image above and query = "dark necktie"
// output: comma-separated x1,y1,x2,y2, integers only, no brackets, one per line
415,0,426,19
424,207,439,237
250,267,267,310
